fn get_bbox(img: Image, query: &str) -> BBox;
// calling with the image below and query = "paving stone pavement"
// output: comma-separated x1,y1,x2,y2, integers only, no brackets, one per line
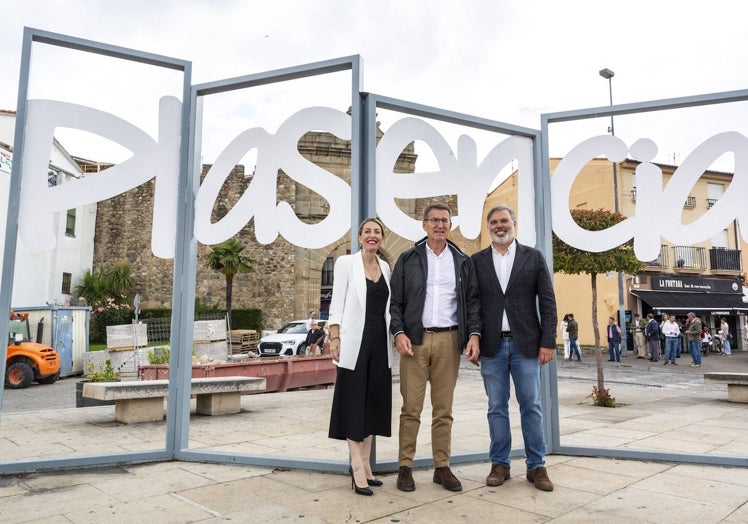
1,349,747,522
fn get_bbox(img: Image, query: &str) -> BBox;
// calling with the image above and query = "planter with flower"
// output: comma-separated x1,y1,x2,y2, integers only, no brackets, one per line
76,358,121,408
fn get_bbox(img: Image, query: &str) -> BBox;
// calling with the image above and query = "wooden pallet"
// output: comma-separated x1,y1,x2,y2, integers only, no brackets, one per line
229,329,259,353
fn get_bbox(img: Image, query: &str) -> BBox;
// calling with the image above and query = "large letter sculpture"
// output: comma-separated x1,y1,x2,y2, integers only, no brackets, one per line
19,97,181,258
552,132,748,261
376,117,536,244
194,106,351,248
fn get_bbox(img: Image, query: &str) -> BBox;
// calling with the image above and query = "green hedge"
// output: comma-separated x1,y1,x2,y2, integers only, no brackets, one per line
139,308,261,331
90,307,134,344
230,309,262,332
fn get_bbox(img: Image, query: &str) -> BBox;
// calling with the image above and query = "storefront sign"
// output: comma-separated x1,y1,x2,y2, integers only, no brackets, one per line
652,276,741,293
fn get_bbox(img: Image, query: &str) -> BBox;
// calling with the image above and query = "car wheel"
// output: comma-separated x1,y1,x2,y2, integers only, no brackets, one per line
37,372,60,385
297,344,308,356
6,362,34,389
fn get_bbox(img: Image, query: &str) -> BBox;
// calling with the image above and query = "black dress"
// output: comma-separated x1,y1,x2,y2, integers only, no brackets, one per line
328,276,392,441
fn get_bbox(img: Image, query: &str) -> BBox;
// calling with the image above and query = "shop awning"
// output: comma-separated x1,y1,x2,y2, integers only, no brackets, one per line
630,290,748,313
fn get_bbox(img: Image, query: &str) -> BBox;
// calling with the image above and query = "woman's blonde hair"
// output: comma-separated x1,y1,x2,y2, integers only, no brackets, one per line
358,217,385,238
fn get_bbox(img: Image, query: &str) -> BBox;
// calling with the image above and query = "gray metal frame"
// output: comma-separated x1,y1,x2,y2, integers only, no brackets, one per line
542,89,748,468
360,94,550,471
0,27,192,474
2,28,746,474
177,56,363,471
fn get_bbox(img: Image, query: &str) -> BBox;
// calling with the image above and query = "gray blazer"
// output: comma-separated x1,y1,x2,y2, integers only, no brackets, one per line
471,241,557,358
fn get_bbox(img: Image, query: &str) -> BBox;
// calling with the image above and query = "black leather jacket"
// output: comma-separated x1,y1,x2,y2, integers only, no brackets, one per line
389,237,481,350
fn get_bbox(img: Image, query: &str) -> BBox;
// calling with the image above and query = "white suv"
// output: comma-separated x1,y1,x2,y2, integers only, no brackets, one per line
257,320,326,357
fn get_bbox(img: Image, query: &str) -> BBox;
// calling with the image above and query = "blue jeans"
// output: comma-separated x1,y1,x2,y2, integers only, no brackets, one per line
688,340,702,365
723,338,731,355
665,337,678,362
569,337,581,360
608,340,620,361
480,337,545,470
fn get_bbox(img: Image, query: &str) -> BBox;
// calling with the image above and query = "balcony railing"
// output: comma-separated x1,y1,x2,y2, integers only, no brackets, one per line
707,198,718,208
709,247,742,271
673,246,707,270
645,245,669,268
631,188,695,209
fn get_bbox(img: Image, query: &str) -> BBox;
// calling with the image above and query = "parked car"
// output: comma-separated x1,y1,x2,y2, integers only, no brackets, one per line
257,320,327,357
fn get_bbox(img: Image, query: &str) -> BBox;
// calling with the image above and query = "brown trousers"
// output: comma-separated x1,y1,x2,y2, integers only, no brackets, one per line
398,330,461,468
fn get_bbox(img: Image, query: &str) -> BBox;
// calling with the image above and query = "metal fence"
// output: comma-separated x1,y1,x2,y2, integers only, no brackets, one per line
136,313,227,347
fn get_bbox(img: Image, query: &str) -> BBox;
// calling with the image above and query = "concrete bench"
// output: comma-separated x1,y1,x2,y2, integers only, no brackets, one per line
703,373,748,403
82,376,266,424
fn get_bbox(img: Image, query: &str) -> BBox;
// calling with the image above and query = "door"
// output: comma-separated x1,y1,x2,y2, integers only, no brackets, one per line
53,309,74,377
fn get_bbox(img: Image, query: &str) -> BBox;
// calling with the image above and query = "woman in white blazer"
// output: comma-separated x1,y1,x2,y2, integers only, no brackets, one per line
328,217,392,496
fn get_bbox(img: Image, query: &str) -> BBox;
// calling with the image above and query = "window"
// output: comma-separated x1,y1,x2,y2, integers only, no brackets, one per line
711,229,728,248
47,169,58,187
65,209,76,237
61,272,72,294
321,256,334,286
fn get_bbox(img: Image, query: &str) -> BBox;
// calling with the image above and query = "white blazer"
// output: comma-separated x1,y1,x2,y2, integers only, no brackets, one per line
327,252,392,370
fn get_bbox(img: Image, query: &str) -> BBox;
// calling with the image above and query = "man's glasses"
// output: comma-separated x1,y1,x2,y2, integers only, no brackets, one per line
426,217,451,225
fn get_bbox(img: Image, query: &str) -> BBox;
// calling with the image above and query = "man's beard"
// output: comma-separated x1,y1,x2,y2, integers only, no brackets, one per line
491,230,514,245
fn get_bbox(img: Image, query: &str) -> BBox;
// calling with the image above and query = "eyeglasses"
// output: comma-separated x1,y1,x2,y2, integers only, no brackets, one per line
426,217,450,225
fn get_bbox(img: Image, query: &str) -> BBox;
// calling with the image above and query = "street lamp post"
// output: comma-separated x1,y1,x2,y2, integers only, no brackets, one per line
599,67,628,356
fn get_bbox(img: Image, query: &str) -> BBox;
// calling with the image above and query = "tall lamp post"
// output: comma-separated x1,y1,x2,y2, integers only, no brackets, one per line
599,67,628,356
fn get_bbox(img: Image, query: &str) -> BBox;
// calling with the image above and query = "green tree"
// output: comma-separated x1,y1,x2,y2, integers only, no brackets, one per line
204,239,254,319
553,209,644,406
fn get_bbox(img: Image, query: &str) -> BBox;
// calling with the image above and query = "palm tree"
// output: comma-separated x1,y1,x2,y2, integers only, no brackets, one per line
74,267,108,307
204,239,254,319
74,260,135,308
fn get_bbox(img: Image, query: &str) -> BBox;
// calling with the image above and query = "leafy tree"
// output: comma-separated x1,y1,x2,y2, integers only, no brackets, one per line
204,239,254,319
553,208,644,406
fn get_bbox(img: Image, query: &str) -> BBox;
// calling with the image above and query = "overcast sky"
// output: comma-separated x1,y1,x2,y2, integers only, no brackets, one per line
2,0,748,169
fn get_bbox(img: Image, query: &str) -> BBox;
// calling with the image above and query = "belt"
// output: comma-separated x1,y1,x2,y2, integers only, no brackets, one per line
500,331,513,338
424,325,458,333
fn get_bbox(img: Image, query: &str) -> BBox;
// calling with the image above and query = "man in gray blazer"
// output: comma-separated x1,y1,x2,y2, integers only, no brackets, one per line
469,205,557,492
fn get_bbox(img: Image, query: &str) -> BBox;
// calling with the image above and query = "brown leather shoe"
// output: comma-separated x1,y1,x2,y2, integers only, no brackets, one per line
433,466,462,492
397,466,415,492
526,466,554,491
486,463,511,486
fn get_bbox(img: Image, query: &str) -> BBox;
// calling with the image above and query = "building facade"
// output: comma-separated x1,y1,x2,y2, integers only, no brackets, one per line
0,110,96,308
485,157,748,348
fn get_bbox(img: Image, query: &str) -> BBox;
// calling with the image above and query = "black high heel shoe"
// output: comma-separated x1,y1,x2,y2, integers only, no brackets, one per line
348,466,382,488
350,474,373,496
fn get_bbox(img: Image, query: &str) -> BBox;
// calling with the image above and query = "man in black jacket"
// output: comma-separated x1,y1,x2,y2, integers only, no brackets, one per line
390,203,481,493
470,205,557,492
304,321,325,356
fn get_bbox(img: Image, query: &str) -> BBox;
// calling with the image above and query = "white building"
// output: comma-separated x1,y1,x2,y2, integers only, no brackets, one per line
0,110,96,307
